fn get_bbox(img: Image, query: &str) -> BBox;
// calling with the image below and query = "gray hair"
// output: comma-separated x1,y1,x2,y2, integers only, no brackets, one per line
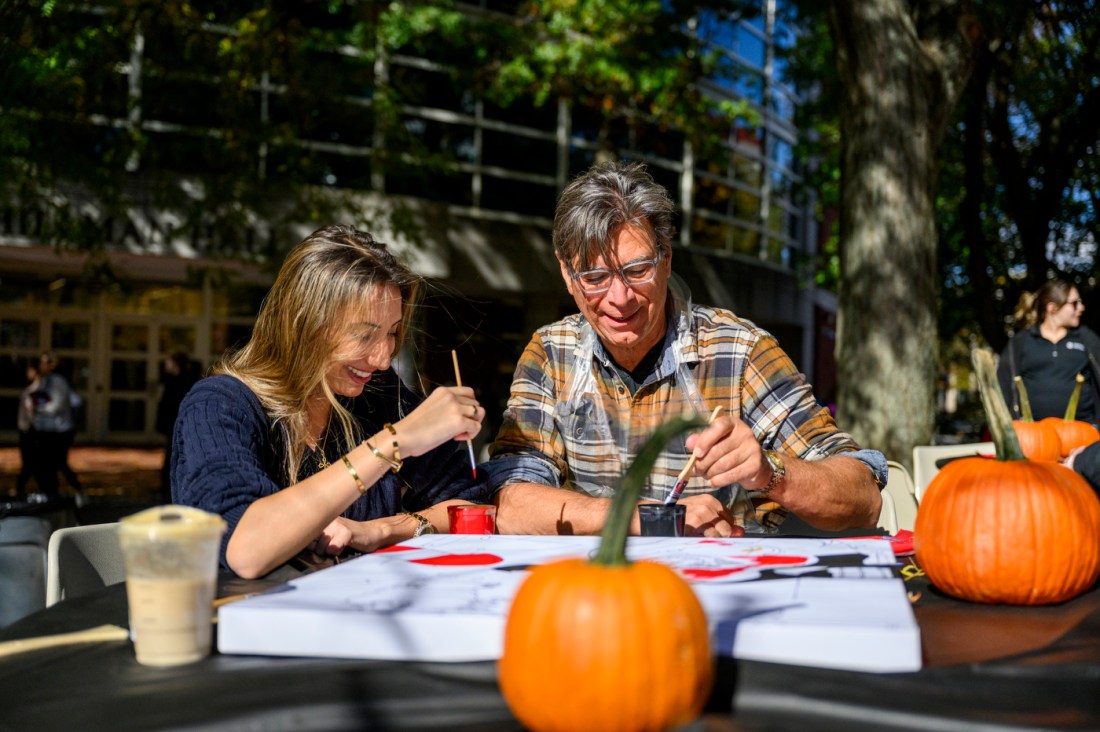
553,161,675,273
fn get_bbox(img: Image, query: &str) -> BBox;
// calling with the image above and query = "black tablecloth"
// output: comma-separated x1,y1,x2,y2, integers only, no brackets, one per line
0,573,521,732
2,557,1098,731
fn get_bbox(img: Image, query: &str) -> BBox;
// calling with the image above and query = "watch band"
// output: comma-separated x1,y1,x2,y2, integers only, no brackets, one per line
404,511,435,537
763,450,786,495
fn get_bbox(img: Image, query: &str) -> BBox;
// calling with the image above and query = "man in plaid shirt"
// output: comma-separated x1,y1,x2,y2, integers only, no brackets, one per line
485,161,887,536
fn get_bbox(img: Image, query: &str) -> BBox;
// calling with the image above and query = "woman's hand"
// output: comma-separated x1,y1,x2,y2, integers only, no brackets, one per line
311,517,356,555
312,516,398,555
313,514,435,556
392,386,484,457
1064,445,1088,471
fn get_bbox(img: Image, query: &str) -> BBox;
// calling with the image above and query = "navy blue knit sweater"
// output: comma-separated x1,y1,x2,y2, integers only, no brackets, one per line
171,371,491,569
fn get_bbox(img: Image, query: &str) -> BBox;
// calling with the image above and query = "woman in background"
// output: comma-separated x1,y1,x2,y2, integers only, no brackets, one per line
997,280,1100,427
173,225,491,579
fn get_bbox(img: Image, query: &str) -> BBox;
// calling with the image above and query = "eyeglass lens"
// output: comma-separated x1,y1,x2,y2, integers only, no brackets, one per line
576,260,657,292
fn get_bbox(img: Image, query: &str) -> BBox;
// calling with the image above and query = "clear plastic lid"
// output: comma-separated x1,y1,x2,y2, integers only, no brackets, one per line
118,504,226,542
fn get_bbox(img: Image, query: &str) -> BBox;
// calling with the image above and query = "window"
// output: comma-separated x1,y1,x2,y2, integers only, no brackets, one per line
483,98,557,133
481,130,556,175
480,176,555,218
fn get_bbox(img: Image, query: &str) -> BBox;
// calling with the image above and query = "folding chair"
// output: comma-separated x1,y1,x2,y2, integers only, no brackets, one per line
884,460,918,533
912,442,995,503
46,522,125,607
0,516,51,626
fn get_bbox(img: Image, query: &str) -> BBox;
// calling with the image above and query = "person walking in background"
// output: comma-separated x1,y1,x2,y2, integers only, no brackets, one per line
59,374,84,494
15,362,41,500
28,352,85,502
156,352,200,502
997,280,1100,427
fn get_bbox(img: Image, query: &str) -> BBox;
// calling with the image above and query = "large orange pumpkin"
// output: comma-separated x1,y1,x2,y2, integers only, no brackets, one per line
916,351,1100,605
498,417,713,732
915,457,1100,604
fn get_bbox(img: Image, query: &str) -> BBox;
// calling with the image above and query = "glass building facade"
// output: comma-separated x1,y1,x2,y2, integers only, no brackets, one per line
0,1,829,445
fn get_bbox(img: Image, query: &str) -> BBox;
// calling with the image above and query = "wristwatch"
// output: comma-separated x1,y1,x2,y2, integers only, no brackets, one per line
405,511,435,537
762,450,786,496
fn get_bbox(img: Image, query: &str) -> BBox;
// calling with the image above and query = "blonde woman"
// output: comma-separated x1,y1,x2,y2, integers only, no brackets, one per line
173,225,489,579
997,280,1100,426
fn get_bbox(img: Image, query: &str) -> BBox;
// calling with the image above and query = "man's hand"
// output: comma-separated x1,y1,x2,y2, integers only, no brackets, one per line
685,415,772,490
677,493,744,538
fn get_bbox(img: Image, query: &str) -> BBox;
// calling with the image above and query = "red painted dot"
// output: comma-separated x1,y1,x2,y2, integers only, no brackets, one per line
410,553,503,566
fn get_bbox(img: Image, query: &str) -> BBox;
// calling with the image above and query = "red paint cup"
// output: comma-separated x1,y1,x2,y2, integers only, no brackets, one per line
447,504,497,535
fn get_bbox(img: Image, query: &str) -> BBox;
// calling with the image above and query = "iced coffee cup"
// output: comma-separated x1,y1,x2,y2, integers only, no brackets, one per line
118,505,226,667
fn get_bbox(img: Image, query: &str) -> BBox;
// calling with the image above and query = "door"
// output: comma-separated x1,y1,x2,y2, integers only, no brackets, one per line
94,316,198,444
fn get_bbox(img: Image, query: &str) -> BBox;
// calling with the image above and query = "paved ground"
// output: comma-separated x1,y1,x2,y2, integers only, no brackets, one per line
0,445,165,524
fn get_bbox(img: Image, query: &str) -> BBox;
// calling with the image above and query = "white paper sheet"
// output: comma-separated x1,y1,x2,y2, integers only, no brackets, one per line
217,535,921,672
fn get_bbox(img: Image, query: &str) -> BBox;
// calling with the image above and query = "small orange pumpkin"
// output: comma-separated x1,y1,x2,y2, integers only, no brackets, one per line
1012,419,1062,461
1041,416,1100,458
499,417,713,732
1041,375,1100,458
916,351,1100,605
1011,376,1062,461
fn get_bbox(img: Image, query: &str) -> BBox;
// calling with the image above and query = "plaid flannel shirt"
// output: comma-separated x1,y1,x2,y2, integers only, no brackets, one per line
486,284,886,531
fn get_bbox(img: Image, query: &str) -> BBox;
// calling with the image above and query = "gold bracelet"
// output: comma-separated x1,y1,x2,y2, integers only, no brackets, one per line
364,440,400,472
341,455,367,496
382,423,403,473
404,511,435,537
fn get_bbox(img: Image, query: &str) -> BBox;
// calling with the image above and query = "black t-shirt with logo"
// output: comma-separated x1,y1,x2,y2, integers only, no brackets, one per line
1016,327,1097,423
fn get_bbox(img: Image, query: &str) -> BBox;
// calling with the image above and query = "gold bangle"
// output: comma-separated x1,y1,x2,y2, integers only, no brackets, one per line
382,423,403,473
364,440,400,472
404,511,435,537
341,455,367,496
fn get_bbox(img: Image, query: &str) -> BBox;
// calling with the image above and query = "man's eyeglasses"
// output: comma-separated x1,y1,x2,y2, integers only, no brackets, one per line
1065,299,1084,309
572,257,660,294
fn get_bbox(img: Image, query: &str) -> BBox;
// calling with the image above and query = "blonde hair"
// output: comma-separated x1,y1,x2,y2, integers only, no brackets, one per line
1013,279,1075,330
216,225,420,483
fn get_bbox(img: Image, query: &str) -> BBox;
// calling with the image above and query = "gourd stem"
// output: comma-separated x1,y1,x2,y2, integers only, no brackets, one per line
974,349,1026,461
592,415,707,567
1064,374,1085,421
1013,376,1035,422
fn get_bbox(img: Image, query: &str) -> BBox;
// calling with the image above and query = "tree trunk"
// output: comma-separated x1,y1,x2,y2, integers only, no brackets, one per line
829,1,976,466
961,42,1005,352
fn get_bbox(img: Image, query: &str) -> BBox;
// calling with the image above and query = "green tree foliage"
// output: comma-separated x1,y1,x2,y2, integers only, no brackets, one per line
485,0,758,161
785,0,1098,450
1,0,760,268
0,1,494,266
945,0,1100,352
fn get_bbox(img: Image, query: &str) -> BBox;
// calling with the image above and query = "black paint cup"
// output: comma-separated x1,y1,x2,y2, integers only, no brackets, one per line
638,503,687,537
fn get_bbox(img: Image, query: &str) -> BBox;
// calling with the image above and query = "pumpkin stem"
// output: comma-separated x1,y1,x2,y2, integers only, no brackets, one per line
1064,374,1085,421
974,349,1026,461
592,415,707,567
1013,376,1035,422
